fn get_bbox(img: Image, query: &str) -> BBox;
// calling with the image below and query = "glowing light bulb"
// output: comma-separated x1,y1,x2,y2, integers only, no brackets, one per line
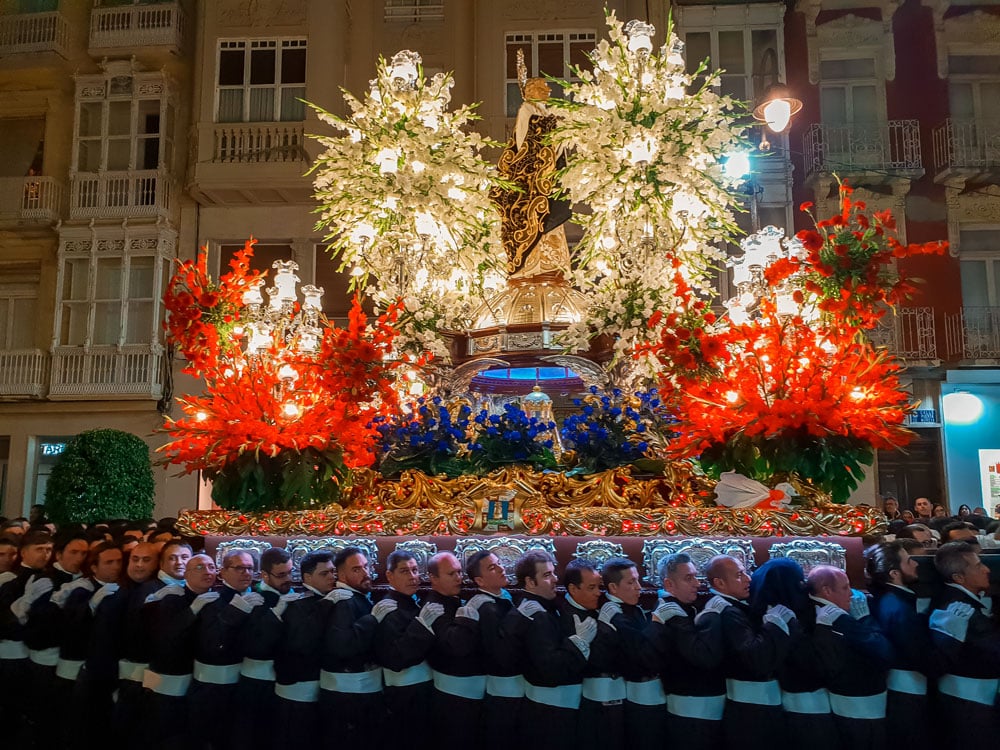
195,411,208,422
281,402,302,419
762,98,792,134
725,391,739,404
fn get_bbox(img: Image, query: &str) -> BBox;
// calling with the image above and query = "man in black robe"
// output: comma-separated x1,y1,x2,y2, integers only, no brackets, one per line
467,550,521,750
273,550,334,746
707,554,794,750
373,549,441,750
319,546,382,750
866,539,934,750
928,541,1000,738
425,551,484,746
232,546,296,750
514,550,595,750
648,552,726,750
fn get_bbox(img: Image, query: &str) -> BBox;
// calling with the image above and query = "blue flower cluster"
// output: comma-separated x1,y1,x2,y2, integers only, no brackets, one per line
373,397,473,477
561,386,667,473
469,402,557,472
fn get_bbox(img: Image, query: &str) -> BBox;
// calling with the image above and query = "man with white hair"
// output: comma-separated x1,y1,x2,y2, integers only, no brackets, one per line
808,565,894,750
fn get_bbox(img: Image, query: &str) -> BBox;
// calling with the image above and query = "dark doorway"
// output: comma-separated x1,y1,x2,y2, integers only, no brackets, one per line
877,429,945,511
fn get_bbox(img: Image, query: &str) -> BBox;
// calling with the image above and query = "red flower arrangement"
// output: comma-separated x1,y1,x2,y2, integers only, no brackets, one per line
661,300,913,502
162,238,265,376
766,179,948,328
160,240,404,511
641,183,951,502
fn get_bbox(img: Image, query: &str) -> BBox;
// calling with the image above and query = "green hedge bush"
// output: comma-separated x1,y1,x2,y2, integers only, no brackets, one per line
44,429,155,524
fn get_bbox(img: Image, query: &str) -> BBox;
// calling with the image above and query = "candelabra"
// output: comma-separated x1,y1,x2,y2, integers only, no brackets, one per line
725,225,810,325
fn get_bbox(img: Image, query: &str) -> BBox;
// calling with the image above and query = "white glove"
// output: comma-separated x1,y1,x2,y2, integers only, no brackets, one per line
762,604,796,635
52,578,95,608
229,592,263,614
455,605,479,622
465,594,493,611
417,602,445,632
517,599,544,619
243,592,264,608
271,591,303,620
371,598,398,623
0,571,15,587
89,582,120,613
598,601,622,630
190,591,220,615
324,588,354,604
145,584,184,604
568,614,598,658
652,600,687,624
11,577,53,622
695,594,731,624
930,601,975,643
816,603,848,628
848,590,870,620
573,614,598,644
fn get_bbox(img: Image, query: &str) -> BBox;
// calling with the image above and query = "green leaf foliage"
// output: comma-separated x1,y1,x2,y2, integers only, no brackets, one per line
207,447,346,512
44,429,155,524
698,429,874,503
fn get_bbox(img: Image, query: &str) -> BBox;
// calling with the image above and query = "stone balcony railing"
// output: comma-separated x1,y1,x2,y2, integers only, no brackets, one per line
212,122,308,164
0,176,63,223
0,11,68,56
384,2,444,21
946,306,1000,361
866,306,939,365
932,118,1000,176
0,349,48,398
70,169,171,220
49,345,163,400
89,1,185,53
803,120,922,177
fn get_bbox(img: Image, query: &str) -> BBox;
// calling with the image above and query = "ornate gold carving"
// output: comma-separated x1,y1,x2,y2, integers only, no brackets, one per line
177,468,886,538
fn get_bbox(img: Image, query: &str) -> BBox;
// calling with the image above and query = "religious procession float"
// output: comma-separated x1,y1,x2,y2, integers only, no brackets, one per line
160,12,948,573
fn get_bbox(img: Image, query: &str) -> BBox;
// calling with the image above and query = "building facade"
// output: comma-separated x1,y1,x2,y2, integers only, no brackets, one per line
0,0,997,518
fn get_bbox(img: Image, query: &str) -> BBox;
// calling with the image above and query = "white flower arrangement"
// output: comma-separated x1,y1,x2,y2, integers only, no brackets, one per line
310,51,505,361
550,11,747,367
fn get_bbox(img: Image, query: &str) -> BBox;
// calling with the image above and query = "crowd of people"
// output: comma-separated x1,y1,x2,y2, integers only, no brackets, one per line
0,513,998,750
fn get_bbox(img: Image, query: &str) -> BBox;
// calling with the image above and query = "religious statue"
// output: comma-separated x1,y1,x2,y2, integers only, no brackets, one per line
490,50,572,279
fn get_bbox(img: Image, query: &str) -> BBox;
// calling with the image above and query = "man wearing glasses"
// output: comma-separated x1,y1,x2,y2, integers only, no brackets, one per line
190,550,266,749
234,547,296,750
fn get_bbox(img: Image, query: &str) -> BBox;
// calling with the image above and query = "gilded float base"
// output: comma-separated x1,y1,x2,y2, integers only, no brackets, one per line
177,467,886,538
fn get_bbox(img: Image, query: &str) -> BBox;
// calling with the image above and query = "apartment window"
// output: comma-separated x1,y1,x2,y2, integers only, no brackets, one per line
74,77,172,173
58,252,167,347
819,56,881,125
683,28,779,105
0,284,37,350
959,228,1000,308
0,118,44,178
217,39,307,123
505,31,596,117
17,0,58,12
949,54,1000,124
384,0,443,22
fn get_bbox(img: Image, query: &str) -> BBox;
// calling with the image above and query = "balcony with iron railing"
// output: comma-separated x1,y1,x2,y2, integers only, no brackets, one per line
189,121,312,206
0,10,68,56
932,118,1000,183
384,2,444,22
803,120,923,184
89,1,185,55
70,169,171,220
49,345,164,400
946,306,1000,362
0,176,63,224
865,306,940,366
0,350,48,398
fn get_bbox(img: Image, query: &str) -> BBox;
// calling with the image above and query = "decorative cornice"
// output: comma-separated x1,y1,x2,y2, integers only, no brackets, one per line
928,8,1000,79
797,4,899,84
